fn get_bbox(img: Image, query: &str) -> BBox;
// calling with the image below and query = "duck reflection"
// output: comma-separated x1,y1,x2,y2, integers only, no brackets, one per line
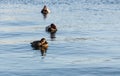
31,38,48,56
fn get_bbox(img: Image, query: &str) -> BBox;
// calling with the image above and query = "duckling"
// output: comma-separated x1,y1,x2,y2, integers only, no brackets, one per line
46,23,57,33
31,38,48,56
31,38,48,50
41,5,50,15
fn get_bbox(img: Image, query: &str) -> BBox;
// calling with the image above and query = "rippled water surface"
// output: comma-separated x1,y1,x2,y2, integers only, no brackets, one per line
0,0,120,76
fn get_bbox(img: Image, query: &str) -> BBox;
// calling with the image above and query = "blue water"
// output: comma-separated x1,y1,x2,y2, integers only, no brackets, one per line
0,0,120,76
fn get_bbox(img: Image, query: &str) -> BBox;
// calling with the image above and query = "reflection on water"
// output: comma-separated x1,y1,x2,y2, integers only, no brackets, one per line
50,33,56,41
0,0,120,76
42,13,48,19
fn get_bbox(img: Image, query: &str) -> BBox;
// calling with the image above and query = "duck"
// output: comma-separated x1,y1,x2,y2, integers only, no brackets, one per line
31,38,48,56
41,5,50,15
46,23,57,34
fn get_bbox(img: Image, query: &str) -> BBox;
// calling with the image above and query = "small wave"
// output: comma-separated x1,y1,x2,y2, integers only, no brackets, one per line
0,0,120,5
0,26,43,32
44,55,114,65
0,39,29,44
64,37,94,42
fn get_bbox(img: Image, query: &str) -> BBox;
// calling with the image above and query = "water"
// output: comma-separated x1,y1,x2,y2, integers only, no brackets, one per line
0,0,120,76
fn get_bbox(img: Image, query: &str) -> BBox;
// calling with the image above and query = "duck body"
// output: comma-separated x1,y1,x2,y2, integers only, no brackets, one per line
31,40,41,50
46,23,57,33
41,5,50,15
31,38,48,56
